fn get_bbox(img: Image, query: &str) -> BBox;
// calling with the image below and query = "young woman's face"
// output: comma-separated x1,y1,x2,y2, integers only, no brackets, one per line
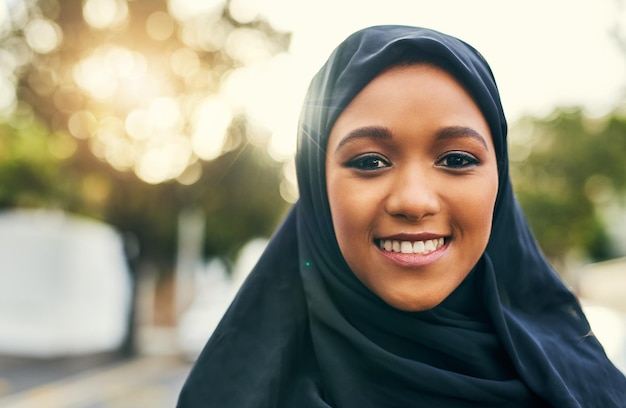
326,64,499,311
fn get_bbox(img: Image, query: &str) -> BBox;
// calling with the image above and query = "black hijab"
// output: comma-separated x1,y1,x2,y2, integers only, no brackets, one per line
178,25,626,407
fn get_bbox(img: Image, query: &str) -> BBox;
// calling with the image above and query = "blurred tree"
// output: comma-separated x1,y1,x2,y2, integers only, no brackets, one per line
509,107,626,268
0,0,292,276
510,4,626,272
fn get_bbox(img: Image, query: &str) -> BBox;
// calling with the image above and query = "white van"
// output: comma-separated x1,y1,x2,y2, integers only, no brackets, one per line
0,209,133,357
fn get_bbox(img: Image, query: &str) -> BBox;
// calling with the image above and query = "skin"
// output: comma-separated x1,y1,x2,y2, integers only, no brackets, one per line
325,64,499,311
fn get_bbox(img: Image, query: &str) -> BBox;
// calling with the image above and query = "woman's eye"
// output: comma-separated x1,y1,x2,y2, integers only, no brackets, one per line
437,152,479,169
346,154,390,171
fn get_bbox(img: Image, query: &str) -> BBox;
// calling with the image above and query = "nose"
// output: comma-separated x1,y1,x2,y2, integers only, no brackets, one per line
384,166,441,221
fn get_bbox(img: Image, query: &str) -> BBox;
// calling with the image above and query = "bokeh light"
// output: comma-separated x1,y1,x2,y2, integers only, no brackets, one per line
190,97,232,161
0,75,16,113
167,0,225,23
68,110,98,139
23,17,62,54
220,52,299,161
73,45,148,100
225,28,274,64
8,0,290,186
170,47,199,77
0,0,622,190
145,11,175,41
47,130,77,160
82,0,129,30
228,0,258,24
135,136,192,184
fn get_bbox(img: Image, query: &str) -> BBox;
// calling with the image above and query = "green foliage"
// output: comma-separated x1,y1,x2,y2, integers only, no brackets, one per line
0,112,289,270
0,0,292,275
510,107,626,264
0,118,65,207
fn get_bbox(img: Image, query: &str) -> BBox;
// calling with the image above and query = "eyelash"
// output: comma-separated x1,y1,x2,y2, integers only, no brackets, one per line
345,154,391,171
436,152,480,169
345,152,479,172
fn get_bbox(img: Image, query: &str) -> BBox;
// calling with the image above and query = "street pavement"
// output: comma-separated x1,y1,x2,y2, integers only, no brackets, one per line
0,354,193,408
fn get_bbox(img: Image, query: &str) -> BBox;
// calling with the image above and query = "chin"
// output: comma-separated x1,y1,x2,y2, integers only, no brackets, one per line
381,292,446,312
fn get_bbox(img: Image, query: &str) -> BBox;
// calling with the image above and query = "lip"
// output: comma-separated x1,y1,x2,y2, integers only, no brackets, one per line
375,234,449,268
378,232,446,241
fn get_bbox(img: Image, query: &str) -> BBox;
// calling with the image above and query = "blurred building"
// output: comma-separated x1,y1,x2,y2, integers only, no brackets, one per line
578,257,626,373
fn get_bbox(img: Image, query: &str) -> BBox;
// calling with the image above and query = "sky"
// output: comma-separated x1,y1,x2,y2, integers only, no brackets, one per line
243,0,626,159
287,0,626,117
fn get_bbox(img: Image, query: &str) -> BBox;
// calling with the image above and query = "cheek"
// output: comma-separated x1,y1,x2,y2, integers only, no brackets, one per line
328,180,364,239
459,174,498,241
327,176,346,232
327,174,382,265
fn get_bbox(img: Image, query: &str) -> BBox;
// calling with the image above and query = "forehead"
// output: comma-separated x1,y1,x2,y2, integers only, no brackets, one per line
332,64,486,127
356,63,468,101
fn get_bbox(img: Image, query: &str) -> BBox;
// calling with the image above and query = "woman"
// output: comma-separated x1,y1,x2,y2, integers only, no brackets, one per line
178,25,626,406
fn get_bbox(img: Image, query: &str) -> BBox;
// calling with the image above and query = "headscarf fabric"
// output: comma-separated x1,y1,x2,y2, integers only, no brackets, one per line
178,25,626,407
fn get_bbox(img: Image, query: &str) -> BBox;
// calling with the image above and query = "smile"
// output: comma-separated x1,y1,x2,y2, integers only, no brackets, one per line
378,238,445,255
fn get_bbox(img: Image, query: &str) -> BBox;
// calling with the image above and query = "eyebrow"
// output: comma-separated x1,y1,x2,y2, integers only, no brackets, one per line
335,125,489,152
436,126,489,150
335,126,392,152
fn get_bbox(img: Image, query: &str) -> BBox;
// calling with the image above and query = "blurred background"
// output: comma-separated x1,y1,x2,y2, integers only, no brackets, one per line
0,0,624,406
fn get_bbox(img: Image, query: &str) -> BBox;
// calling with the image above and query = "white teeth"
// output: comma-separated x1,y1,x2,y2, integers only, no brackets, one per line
424,240,435,252
400,241,413,253
379,238,445,255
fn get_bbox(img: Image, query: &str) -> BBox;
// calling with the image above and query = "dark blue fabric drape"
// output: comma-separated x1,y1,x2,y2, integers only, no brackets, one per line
178,25,626,407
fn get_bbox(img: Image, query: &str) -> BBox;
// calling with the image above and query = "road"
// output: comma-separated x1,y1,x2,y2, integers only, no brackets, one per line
0,354,193,408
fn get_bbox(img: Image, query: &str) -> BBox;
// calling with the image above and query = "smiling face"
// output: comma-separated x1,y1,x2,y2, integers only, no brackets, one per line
325,64,499,311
